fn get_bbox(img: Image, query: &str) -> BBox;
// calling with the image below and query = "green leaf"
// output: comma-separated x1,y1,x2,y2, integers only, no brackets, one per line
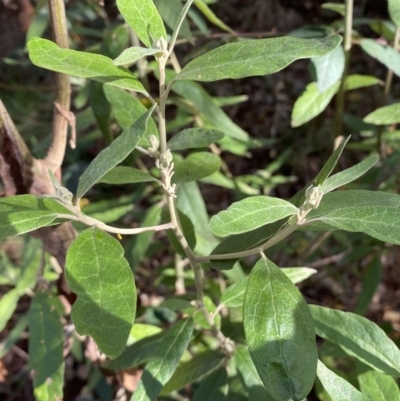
312,44,345,92
65,227,137,358
321,155,379,194
364,103,400,125
281,267,317,284
89,81,112,143
176,34,342,82
113,47,161,65
345,74,383,90
360,39,400,77
357,361,400,401
98,166,158,184
209,195,298,237
389,0,400,27
291,81,339,127
243,256,318,401
193,0,233,33
173,152,221,183
0,195,73,239
0,314,29,359
167,128,224,151
0,290,21,333
132,318,194,401
193,368,228,401
321,2,346,16
116,0,167,48
234,345,272,400
103,85,159,137
161,350,225,395
317,360,372,401
27,37,146,93
76,105,156,199
29,291,64,401
310,305,400,376
161,298,193,311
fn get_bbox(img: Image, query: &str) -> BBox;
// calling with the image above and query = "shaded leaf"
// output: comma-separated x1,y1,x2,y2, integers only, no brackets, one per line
176,34,342,82
132,318,194,400
98,166,158,185
194,0,233,33
209,195,298,237
113,47,161,66
174,152,221,183
310,305,400,376
321,2,345,16
364,103,400,125
193,368,228,401
65,227,137,358
243,256,318,400
116,0,166,48
27,37,146,93
76,105,156,199
167,128,224,151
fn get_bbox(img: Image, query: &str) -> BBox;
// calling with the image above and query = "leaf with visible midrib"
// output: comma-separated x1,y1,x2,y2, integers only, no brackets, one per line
243,256,318,401
176,34,342,82
66,227,137,358
167,128,224,151
27,37,146,94
77,105,156,199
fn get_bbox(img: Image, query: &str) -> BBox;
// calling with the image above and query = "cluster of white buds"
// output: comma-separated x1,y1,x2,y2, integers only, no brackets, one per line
147,135,160,158
156,149,176,198
297,184,323,223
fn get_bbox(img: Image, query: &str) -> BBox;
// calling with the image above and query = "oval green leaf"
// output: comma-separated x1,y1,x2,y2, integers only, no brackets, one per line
209,195,298,237
176,34,342,82
113,46,161,66
243,256,318,401
167,128,224,151
27,37,146,94
77,104,156,199
310,305,400,376
364,103,400,125
132,318,194,401
116,0,166,48
98,166,158,185
65,227,137,358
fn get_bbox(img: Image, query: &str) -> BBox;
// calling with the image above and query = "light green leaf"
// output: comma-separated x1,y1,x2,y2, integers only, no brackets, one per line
321,155,379,194
0,195,73,239
193,0,233,33
65,227,136,358
321,2,346,16
209,195,298,237
0,314,29,359
281,267,317,284
345,74,383,90
312,44,345,92
29,291,64,401
174,152,221,183
77,105,156,199
116,0,166,48
360,39,400,77
243,256,318,401
234,344,274,400
176,34,342,82
167,128,224,151
389,0,400,27
161,350,225,395
98,166,158,185
291,81,339,127
0,290,20,333
357,361,400,401
132,318,194,401
364,103,400,125
103,85,159,138
27,37,146,93
113,47,161,65
317,360,372,401
193,368,228,401
130,323,162,342
310,305,400,376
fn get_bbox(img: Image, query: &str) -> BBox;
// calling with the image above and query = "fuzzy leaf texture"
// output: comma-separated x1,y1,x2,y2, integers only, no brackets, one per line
167,128,224,151
176,34,342,82
243,256,318,401
65,227,137,358
116,0,166,48
27,37,146,94
77,105,156,199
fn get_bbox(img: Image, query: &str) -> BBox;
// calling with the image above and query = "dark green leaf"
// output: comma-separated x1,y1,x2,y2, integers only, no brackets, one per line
116,0,166,48
167,128,224,151
98,166,158,184
66,227,137,358
0,195,73,239
310,305,400,376
243,256,318,400
161,350,225,395
209,195,298,237
174,152,221,183
77,105,156,199
364,103,400,125
176,34,342,82
27,37,146,93
193,368,228,401
132,318,194,400
29,291,64,401
89,81,112,143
